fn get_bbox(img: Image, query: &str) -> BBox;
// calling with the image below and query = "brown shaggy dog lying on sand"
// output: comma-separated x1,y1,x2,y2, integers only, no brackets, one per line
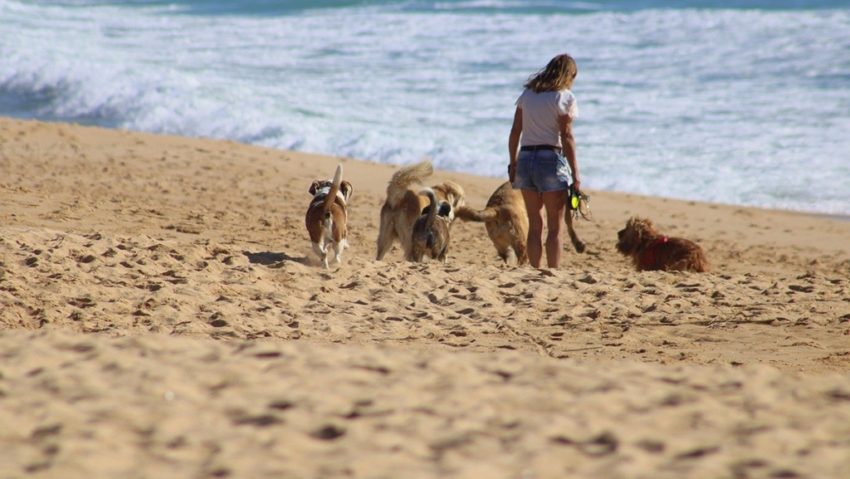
456,181,585,265
616,217,708,272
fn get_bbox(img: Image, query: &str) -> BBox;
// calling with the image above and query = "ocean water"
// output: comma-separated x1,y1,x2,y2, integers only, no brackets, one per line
2,0,849,214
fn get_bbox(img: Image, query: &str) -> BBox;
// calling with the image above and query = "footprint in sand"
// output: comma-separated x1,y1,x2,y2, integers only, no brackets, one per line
77,254,96,264
231,413,282,427
788,284,814,293
68,296,95,309
208,313,228,328
25,423,63,473
311,424,346,441
267,399,295,411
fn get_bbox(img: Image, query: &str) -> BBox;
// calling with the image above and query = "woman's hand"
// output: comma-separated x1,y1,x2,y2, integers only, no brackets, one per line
572,179,581,193
508,163,517,183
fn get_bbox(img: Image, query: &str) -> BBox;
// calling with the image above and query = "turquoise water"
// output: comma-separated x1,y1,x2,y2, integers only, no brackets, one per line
1,0,849,214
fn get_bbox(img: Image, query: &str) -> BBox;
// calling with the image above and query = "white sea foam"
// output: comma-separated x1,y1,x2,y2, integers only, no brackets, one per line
1,1,849,214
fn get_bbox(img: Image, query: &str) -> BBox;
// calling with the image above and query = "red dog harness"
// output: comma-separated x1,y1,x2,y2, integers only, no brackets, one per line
639,236,669,270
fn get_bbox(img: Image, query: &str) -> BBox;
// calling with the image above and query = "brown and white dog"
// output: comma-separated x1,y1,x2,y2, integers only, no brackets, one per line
376,160,464,261
306,164,353,269
410,188,453,262
616,217,708,272
456,181,585,265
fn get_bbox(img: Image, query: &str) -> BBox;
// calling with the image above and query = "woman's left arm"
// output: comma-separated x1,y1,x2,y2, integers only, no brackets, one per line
558,114,580,192
508,107,523,182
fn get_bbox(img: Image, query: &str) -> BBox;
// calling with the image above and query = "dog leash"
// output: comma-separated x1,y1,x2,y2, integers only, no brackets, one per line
568,186,592,221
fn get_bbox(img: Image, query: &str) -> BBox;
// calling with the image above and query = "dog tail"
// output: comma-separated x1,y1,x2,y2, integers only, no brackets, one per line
420,187,439,231
322,163,343,215
455,206,498,222
386,160,433,208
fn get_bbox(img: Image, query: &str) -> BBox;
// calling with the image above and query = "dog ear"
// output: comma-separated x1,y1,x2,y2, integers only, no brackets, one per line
309,181,320,195
341,181,353,201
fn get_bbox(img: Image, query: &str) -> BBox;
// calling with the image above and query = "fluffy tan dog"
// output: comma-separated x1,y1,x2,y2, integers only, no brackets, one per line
409,188,453,262
456,181,585,265
305,164,353,269
376,160,464,261
616,217,708,272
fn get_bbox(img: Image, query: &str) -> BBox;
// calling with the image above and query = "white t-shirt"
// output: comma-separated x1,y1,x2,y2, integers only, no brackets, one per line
515,88,578,148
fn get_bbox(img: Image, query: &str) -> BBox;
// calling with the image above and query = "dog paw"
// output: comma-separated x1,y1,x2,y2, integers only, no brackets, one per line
574,242,586,254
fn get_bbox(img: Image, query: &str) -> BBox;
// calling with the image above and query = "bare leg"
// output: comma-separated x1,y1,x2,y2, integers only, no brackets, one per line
542,190,567,268
521,189,544,268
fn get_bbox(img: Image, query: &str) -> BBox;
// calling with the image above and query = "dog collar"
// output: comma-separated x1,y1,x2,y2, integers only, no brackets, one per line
639,236,668,269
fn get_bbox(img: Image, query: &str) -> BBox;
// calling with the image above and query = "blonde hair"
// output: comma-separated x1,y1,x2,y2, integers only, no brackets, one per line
524,54,578,93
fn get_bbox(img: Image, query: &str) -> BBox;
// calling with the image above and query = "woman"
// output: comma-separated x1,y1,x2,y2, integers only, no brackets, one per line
508,53,581,269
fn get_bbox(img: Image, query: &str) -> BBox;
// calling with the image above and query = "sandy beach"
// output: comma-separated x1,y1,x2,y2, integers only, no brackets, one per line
1,117,850,478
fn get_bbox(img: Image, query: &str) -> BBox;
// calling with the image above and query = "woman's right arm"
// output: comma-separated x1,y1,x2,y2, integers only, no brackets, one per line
508,107,522,182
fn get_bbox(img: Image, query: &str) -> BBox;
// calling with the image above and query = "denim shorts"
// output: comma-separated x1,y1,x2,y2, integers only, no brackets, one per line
512,149,570,192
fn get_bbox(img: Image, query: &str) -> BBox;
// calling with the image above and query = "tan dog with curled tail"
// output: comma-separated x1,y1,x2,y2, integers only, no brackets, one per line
375,160,464,261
